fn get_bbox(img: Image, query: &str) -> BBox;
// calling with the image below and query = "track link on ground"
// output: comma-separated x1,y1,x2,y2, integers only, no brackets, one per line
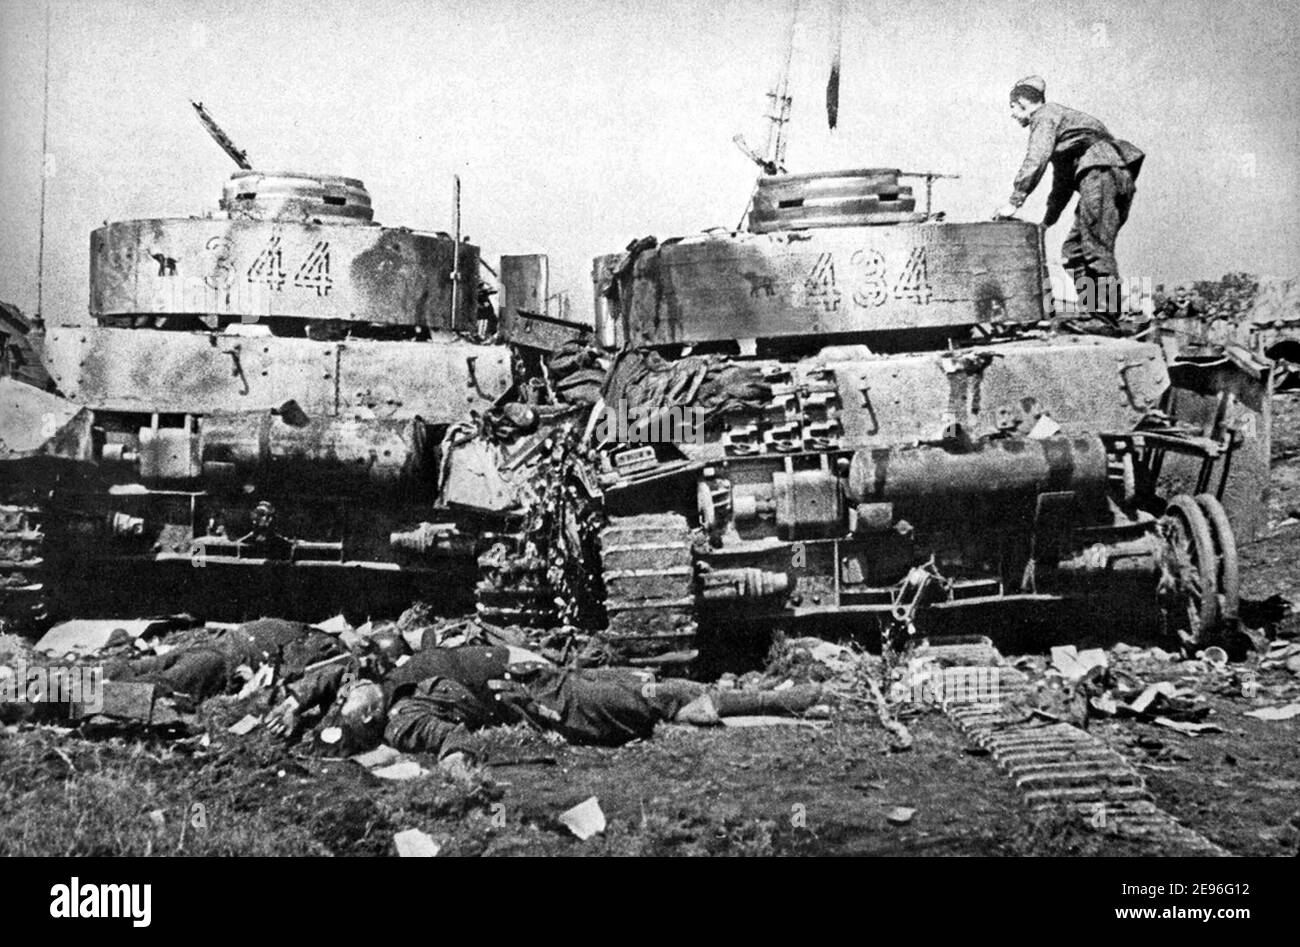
910,641,1229,855
0,504,47,632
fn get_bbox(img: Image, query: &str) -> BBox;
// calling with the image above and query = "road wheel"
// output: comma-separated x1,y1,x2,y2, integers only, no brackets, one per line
1194,493,1239,625
1161,494,1221,648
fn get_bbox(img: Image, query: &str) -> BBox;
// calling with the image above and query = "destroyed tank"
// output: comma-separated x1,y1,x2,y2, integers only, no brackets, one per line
577,168,1268,670
11,169,544,623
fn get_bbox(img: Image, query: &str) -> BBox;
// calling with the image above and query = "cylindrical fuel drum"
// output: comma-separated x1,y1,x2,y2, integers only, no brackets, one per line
90,171,478,331
845,435,1110,514
198,412,431,492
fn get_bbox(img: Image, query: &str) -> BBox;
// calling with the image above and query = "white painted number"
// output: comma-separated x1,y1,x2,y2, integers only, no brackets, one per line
850,249,889,308
891,247,932,304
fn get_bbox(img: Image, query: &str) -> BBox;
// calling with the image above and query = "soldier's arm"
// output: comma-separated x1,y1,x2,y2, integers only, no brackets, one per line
1009,112,1061,207
1042,165,1073,227
285,661,350,711
266,662,352,735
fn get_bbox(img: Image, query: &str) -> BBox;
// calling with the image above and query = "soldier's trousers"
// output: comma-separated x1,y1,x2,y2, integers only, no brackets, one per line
1061,166,1135,309
384,677,495,759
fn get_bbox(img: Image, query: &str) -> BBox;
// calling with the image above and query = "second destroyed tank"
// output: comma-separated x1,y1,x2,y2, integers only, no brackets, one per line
22,168,548,622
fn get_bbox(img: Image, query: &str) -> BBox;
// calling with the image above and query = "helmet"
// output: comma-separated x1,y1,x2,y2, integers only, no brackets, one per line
368,630,411,664
354,629,411,676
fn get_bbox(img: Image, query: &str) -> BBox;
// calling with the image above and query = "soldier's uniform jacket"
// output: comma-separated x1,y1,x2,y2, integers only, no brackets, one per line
287,645,516,758
1009,103,1145,222
107,618,345,705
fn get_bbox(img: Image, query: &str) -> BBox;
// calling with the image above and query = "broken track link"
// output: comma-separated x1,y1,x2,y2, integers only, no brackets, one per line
597,512,698,663
0,504,48,633
910,643,1229,855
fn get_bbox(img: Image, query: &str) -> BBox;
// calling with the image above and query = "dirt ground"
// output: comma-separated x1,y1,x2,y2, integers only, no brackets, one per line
3,394,1298,858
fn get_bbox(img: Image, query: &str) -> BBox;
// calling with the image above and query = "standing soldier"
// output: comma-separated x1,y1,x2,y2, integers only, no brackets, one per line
994,76,1145,331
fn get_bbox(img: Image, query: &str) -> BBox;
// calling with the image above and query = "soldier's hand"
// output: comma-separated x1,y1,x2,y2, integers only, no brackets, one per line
264,695,300,737
993,203,1019,220
438,751,476,784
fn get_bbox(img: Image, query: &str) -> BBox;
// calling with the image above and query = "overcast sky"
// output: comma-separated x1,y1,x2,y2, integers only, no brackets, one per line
1,0,1297,325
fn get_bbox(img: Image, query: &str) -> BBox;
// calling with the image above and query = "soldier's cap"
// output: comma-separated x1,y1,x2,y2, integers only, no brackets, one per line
1010,75,1046,99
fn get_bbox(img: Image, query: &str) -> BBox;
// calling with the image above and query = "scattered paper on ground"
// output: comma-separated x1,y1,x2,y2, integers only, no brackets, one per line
351,745,402,769
393,828,441,857
885,806,916,825
1154,716,1223,736
36,619,163,657
1050,645,1107,682
372,760,427,781
235,663,276,700
316,614,353,635
559,796,606,840
1245,704,1300,721
1131,682,1178,714
227,714,260,736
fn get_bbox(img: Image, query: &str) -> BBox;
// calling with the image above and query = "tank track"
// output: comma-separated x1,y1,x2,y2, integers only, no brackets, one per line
597,513,698,662
912,641,1229,855
0,504,48,634
474,534,559,627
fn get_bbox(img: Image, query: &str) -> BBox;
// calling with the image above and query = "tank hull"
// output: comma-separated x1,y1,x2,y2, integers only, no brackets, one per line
581,175,1260,667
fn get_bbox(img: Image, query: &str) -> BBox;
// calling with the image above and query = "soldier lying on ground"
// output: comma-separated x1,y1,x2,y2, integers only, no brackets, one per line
263,643,825,765
103,618,350,707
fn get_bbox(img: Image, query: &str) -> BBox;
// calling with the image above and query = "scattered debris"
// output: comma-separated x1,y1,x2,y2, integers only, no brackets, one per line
235,663,276,700
558,796,606,840
35,618,182,658
351,745,402,769
371,760,427,781
227,714,260,736
1089,693,1119,716
1262,642,1300,672
1110,644,1177,663
392,828,441,857
1200,646,1229,669
316,614,353,636
866,677,913,751
1244,704,1300,721
1131,682,1179,714
1049,645,1108,682
1153,717,1223,736
885,806,915,825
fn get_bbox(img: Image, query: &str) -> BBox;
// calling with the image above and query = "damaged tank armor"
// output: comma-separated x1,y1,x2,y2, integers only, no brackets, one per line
559,167,1271,673
0,160,565,625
